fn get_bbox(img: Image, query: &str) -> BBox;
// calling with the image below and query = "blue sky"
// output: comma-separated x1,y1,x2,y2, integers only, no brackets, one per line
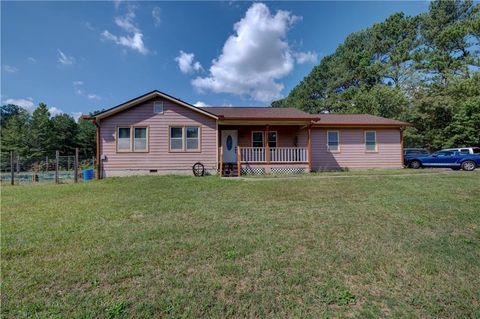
1,1,430,119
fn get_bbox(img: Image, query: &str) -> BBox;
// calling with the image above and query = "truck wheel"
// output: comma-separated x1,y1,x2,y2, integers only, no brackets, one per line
461,161,476,171
409,160,421,169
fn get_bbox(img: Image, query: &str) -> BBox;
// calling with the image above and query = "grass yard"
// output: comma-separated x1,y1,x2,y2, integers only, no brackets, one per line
2,171,480,318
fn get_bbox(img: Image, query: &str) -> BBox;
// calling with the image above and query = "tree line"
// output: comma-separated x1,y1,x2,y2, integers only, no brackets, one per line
1,103,97,163
273,0,480,149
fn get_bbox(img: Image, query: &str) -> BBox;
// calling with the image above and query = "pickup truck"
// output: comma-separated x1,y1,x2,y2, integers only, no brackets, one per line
408,150,480,171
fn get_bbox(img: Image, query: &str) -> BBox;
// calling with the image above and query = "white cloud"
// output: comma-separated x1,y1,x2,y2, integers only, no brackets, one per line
87,94,101,100
27,57,37,63
175,51,203,74
3,65,18,73
73,81,101,101
48,107,63,116
102,5,149,55
114,7,139,33
71,112,83,122
84,21,95,31
1,97,64,116
57,49,76,65
294,51,318,64
191,3,300,102
2,98,35,112
113,0,123,10
102,31,148,55
73,81,84,95
152,7,161,27
193,101,209,107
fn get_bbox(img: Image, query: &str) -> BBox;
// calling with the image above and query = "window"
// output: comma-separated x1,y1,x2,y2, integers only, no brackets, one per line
170,127,183,150
134,127,147,151
268,131,277,148
365,131,377,152
459,149,469,154
117,127,131,151
117,126,148,152
473,148,480,154
154,101,164,114
252,131,264,147
186,127,200,151
169,126,201,151
327,131,339,152
435,151,454,157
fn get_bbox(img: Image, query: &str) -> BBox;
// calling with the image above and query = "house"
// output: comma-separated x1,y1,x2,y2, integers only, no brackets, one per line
83,90,409,178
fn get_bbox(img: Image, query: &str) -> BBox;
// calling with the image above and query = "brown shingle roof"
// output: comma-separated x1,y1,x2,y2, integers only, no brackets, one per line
200,107,318,120
201,107,409,126
313,114,409,126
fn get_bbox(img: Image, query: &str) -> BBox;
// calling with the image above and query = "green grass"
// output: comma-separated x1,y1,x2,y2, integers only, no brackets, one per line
2,171,480,318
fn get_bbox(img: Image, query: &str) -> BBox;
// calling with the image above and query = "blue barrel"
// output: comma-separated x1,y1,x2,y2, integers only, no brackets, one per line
82,169,94,181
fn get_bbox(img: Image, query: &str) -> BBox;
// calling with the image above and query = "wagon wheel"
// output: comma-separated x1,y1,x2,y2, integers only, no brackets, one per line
192,162,205,177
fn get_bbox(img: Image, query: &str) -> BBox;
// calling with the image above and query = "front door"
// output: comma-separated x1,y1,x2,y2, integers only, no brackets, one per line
221,130,238,163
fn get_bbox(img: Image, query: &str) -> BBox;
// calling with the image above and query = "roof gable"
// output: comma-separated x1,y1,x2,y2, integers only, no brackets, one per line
93,90,218,120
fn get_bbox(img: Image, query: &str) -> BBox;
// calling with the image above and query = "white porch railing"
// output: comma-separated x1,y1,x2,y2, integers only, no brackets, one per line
240,147,308,163
270,147,308,163
240,147,266,162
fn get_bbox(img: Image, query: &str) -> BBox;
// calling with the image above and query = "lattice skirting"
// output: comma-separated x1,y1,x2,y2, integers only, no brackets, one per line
241,167,266,175
240,166,306,175
271,167,306,174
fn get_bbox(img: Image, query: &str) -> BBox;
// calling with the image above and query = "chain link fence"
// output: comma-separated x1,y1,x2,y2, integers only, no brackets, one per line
1,149,96,184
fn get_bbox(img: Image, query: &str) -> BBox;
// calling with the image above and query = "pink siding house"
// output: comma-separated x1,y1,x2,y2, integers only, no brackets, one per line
83,90,409,177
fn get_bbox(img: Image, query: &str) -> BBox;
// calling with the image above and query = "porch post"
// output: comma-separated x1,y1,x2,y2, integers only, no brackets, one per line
219,146,223,177
265,126,270,164
307,125,312,172
400,127,404,167
237,146,241,177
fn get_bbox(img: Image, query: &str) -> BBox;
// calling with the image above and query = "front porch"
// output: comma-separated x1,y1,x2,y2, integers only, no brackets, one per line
218,125,312,176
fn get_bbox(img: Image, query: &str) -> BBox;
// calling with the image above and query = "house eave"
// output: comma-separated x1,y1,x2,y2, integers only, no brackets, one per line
93,90,218,121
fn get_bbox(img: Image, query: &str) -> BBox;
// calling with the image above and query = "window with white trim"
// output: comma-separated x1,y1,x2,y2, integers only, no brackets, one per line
186,127,200,151
134,127,147,151
117,126,148,152
170,127,183,151
170,126,200,151
365,131,377,152
268,131,277,148
117,127,131,151
327,131,339,152
252,131,264,147
154,101,164,114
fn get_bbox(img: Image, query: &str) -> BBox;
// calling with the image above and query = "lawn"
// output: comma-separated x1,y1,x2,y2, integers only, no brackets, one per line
2,171,480,318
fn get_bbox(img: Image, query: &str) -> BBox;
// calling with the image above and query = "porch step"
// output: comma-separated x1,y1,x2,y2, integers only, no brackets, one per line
221,163,239,177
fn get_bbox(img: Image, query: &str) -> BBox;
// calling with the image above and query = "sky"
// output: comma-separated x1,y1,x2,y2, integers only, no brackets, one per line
1,1,430,120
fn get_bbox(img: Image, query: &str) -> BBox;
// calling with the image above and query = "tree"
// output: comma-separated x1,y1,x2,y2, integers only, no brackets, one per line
76,118,96,158
51,114,78,155
1,105,31,156
273,0,480,150
29,103,54,157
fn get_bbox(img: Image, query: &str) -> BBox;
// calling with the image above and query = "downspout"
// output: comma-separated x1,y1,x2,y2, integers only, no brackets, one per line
81,115,102,179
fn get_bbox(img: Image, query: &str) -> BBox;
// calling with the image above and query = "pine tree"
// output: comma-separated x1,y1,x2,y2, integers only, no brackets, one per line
29,103,54,157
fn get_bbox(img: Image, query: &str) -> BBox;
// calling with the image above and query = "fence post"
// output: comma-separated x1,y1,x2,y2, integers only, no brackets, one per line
74,148,79,183
67,156,70,171
46,156,48,171
55,151,59,184
10,151,14,185
16,154,20,173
